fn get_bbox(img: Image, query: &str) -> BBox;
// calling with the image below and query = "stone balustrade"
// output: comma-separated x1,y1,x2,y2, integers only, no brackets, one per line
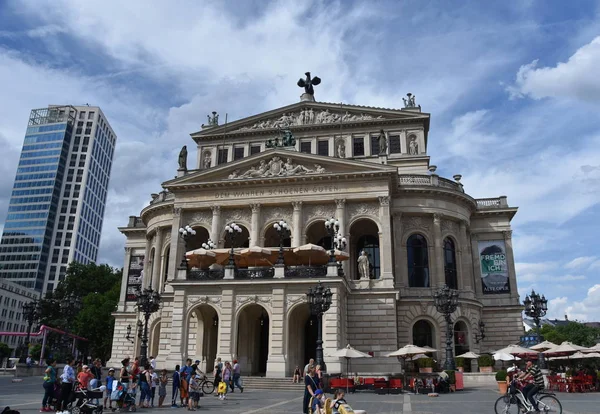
398,174,464,193
187,268,225,280
235,267,275,279
475,196,508,209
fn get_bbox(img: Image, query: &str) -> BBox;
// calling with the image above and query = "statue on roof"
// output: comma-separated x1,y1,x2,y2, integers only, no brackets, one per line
297,72,321,95
207,111,219,126
178,145,188,170
403,93,417,108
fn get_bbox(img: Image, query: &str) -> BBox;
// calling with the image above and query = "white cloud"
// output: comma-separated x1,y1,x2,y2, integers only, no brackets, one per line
590,260,600,270
518,273,585,283
508,36,600,103
548,285,600,322
564,256,597,270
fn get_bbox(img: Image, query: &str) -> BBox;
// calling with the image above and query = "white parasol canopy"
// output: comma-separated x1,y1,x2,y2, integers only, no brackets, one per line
494,352,521,361
530,340,557,351
385,344,434,358
542,341,589,355
456,351,480,359
328,344,371,393
582,343,600,353
494,344,538,356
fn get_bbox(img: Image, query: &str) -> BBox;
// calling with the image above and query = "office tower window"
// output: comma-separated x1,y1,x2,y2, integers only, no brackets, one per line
317,140,329,156
300,142,312,154
353,137,365,156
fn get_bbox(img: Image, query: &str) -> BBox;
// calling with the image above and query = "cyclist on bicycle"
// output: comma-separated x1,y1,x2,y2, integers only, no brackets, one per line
517,360,544,413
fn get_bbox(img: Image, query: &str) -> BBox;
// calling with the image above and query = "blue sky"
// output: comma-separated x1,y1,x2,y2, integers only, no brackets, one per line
1,0,599,320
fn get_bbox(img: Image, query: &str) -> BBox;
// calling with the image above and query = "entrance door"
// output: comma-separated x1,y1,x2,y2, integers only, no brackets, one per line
304,315,318,366
236,304,269,376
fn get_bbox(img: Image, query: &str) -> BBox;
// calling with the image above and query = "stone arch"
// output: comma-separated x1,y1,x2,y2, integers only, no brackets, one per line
285,301,317,375
403,230,433,246
220,223,250,248
453,317,471,357
305,220,330,248
406,232,431,288
186,226,211,251
347,215,383,233
349,218,381,280
184,303,220,373
234,303,270,375
262,220,292,248
411,318,436,348
149,317,161,359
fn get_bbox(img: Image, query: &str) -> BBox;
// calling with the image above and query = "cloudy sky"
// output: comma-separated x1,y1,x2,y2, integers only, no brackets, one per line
1,1,600,320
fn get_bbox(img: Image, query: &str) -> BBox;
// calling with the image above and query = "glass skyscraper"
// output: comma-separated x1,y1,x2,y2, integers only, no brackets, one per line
0,105,116,293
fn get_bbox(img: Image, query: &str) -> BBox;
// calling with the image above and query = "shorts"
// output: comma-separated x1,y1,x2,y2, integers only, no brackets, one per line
190,392,200,402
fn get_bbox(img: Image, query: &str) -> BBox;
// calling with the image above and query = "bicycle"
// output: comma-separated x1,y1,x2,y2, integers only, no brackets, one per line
494,378,562,414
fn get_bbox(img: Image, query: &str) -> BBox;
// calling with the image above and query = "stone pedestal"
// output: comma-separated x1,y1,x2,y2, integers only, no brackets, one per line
273,265,285,279
224,267,235,280
300,93,315,102
177,168,187,177
327,263,338,277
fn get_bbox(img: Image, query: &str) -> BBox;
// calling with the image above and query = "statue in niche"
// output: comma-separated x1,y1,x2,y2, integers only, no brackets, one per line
202,152,212,169
408,136,419,155
378,129,387,155
336,140,346,158
178,145,188,170
357,250,370,279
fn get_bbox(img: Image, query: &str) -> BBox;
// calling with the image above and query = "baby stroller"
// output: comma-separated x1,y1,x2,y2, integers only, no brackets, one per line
70,384,105,414
110,382,137,412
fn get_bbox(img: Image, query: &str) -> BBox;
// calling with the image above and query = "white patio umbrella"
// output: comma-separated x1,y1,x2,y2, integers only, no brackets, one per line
385,344,433,358
542,341,589,355
328,344,372,393
530,340,557,351
494,352,521,361
583,352,600,358
494,344,539,356
582,343,600,353
455,351,480,359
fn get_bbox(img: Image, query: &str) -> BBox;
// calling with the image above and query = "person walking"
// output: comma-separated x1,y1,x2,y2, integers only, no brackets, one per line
41,358,57,412
58,357,76,412
171,364,181,408
158,369,168,408
149,367,158,407
138,365,151,408
232,360,244,393
303,366,320,414
222,362,232,400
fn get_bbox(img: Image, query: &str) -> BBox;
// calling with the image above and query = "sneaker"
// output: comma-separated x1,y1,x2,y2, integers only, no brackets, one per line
171,404,178,408
241,387,244,393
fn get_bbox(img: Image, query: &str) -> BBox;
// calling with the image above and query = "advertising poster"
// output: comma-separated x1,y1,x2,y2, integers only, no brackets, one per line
126,255,144,301
478,240,510,294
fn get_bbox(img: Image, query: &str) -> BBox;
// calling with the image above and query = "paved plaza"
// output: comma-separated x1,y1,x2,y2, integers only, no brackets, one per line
1,377,598,414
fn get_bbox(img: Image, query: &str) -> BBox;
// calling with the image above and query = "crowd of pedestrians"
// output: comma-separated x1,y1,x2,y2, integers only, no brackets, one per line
41,355,245,412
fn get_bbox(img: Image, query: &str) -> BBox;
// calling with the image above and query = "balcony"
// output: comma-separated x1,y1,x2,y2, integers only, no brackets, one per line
398,174,464,192
235,267,275,279
284,265,327,279
188,269,225,280
475,196,508,209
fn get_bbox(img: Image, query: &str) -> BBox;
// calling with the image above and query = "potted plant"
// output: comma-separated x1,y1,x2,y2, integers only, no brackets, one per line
418,357,434,373
478,354,494,373
496,370,508,394
455,357,465,372
444,370,456,392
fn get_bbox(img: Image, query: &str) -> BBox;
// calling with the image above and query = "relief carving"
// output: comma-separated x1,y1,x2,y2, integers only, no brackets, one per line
403,216,431,232
335,199,346,208
227,156,325,180
503,230,513,240
292,201,303,211
223,208,250,224
347,202,379,218
187,295,222,309
378,196,390,206
262,205,293,224
441,219,459,235
250,203,261,214
236,295,272,308
186,210,212,225
304,204,335,222
173,207,182,217
286,294,307,309
210,205,221,215
237,109,385,131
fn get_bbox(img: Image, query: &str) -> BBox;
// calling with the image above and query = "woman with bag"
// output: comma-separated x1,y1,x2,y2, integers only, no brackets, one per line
41,358,57,412
221,362,232,400
303,366,320,414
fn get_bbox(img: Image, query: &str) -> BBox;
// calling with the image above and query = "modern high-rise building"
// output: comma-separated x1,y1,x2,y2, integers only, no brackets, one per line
0,105,117,293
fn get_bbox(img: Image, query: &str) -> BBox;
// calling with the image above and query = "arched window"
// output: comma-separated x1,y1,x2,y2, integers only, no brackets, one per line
407,234,429,287
356,235,380,279
413,320,433,347
444,237,458,289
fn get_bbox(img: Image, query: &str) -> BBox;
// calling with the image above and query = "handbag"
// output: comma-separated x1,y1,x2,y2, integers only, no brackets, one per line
217,381,227,394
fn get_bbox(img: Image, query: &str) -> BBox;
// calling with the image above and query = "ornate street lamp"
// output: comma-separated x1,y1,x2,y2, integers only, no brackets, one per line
201,239,216,250
273,220,290,265
324,217,340,263
135,287,161,368
125,324,134,343
474,320,486,344
334,233,347,276
523,289,548,368
306,283,333,371
20,300,40,361
178,224,196,267
433,284,459,370
224,222,242,268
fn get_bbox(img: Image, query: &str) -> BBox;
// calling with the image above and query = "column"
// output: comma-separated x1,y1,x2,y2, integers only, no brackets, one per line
165,287,186,366
210,206,221,246
378,196,394,282
152,228,164,291
471,233,483,296
432,213,445,287
266,287,286,377
143,233,152,288
291,201,303,247
118,247,133,310
322,285,343,374
334,199,347,276
392,212,404,287
217,289,235,362
167,208,184,287
250,203,261,246
459,221,473,292
503,230,520,302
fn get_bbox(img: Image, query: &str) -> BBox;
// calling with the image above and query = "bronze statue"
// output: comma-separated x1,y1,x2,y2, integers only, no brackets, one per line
207,111,219,126
178,145,188,170
297,72,321,95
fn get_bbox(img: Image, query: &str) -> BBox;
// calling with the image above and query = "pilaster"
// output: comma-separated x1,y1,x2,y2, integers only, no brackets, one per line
459,221,473,292
166,208,184,292
152,228,164,291
322,285,342,374
250,203,261,246
210,206,221,247
266,287,286,378
503,230,520,302
292,201,303,247
165,288,186,366
432,213,444,287
217,289,235,362
378,196,394,283
118,247,133,309
334,199,348,276
392,212,404,287
143,233,152,288
471,233,483,296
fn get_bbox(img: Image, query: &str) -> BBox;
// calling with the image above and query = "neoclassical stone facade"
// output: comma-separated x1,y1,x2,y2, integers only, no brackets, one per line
108,99,523,376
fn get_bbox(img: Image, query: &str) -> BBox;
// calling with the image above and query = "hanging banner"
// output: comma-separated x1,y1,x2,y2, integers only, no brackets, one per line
478,240,510,294
126,255,144,301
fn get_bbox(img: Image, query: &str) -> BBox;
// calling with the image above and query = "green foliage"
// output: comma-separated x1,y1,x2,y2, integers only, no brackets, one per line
444,370,456,384
539,322,600,347
36,262,122,362
29,343,42,359
0,342,11,358
495,370,507,382
455,357,465,367
478,354,494,367
418,357,434,368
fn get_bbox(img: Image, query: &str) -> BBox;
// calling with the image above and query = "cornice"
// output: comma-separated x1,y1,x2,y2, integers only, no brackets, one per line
395,187,477,211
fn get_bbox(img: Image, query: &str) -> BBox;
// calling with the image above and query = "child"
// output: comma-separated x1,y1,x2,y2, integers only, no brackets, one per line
171,364,180,408
217,377,228,400
331,389,345,414
187,375,200,411
149,367,158,407
311,389,325,414
104,368,115,410
158,369,168,408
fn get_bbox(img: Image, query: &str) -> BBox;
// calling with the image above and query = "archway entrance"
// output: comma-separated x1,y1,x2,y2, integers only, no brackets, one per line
287,303,318,375
223,225,250,248
237,304,269,375
187,305,219,373
149,320,160,358
349,219,380,279
454,321,470,356
412,319,434,347
305,221,330,249
264,225,291,248
187,227,210,251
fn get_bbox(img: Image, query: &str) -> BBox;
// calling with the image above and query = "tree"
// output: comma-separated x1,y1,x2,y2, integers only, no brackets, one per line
0,342,12,366
540,322,600,347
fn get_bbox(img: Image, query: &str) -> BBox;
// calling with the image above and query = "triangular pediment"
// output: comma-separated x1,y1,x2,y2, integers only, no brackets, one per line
163,148,398,189
191,101,429,140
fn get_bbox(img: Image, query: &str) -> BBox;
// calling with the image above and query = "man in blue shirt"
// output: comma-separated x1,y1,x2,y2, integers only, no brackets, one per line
179,359,193,406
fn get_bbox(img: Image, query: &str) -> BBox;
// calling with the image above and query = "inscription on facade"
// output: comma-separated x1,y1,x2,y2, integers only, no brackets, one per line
214,185,343,199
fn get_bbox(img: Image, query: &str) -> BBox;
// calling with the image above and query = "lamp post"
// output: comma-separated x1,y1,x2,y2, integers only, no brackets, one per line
324,217,340,264
178,224,196,268
334,233,347,276
306,283,333,371
201,239,216,250
433,284,459,371
224,222,242,268
273,220,290,265
20,300,39,362
474,320,486,344
523,289,548,368
135,287,161,368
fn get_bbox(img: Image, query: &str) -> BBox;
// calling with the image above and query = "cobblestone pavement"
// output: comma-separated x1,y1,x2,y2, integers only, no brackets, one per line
1,377,599,414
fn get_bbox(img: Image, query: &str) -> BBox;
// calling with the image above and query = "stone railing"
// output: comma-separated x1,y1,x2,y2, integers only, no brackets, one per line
475,196,508,209
149,190,175,205
284,265,327,279
398,174,464,193
187,269,225,280
235,267,275,279
127,216,146,228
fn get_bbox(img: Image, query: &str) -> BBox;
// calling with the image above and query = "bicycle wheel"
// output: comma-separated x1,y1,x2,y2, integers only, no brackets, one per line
539,395,562,413
202,380,215,395
494,395,519,414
